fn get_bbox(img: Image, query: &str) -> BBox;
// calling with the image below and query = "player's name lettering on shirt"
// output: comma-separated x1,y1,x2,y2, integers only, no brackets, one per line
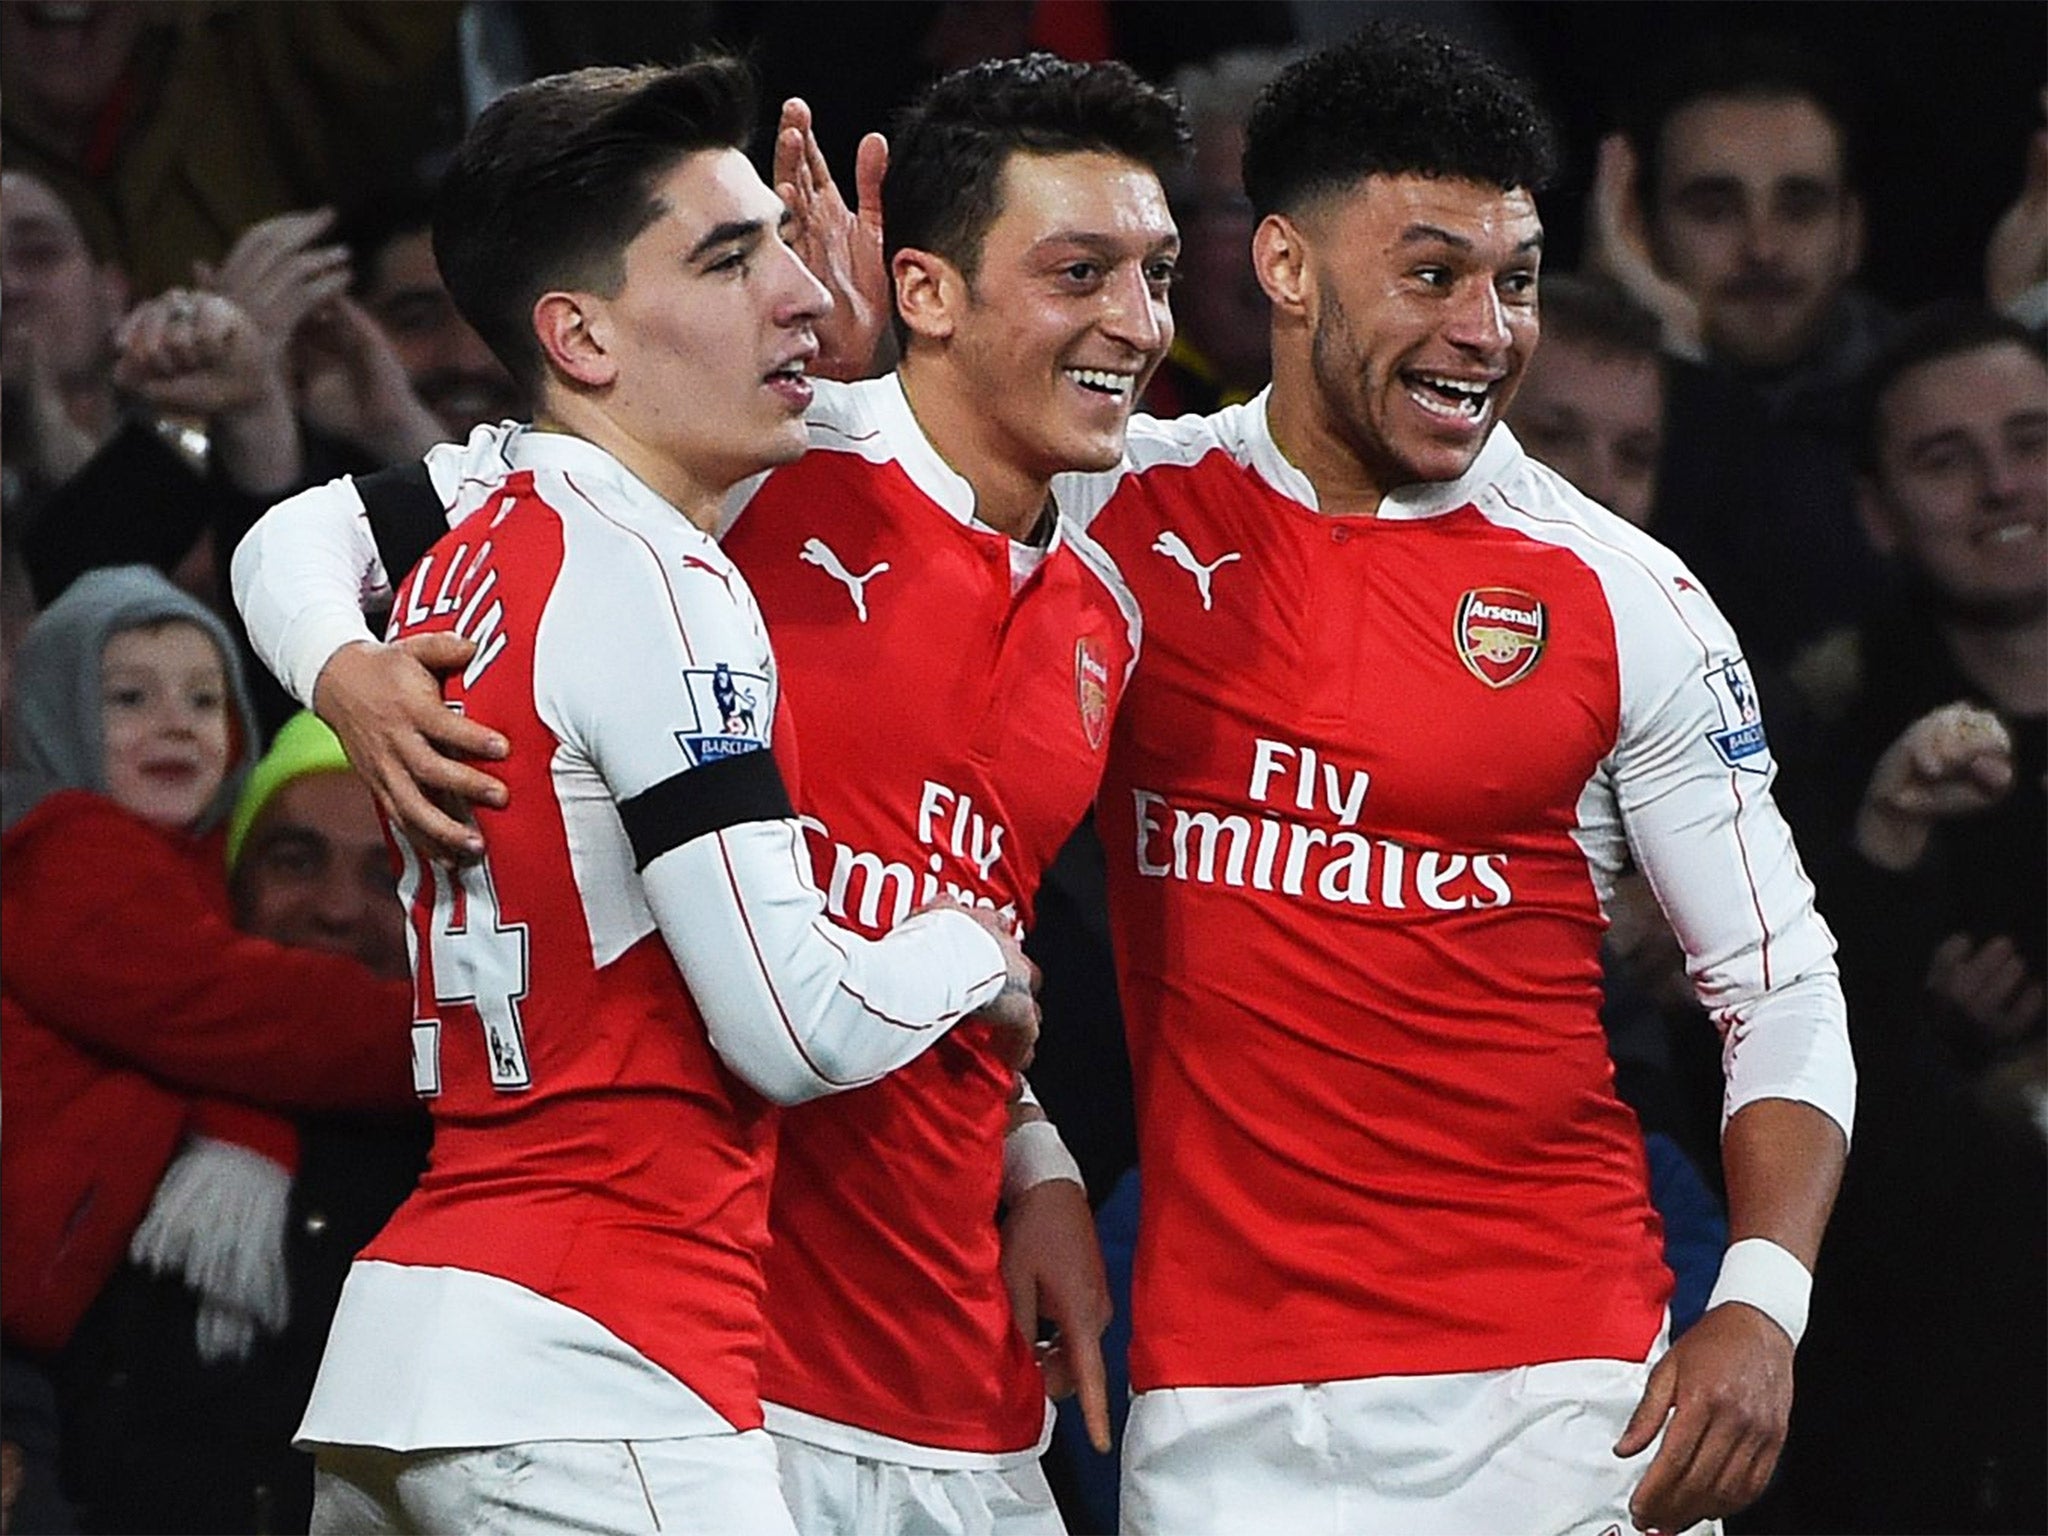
398,536,509,689
798,778,1021,936
1131,787,1513,912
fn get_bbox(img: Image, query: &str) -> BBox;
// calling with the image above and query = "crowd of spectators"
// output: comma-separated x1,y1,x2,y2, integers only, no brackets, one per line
1,3,2040,1533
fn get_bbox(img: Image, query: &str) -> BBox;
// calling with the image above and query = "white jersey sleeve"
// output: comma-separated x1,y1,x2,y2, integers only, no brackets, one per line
230,470,405,707
527,486,1009,1106
1591,552,1855,1142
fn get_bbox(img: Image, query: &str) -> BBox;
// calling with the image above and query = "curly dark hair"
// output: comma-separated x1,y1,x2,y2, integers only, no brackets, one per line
883,52,1189,339
1242,21,1558,220
433,56,755,394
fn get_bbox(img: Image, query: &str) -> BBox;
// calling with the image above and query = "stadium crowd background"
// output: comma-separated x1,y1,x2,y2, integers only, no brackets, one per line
1,2,2042,1532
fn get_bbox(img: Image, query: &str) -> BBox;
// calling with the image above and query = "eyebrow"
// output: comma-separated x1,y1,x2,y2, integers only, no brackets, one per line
687,218,768,262
1031,230,1183,257
1397,223,1543,255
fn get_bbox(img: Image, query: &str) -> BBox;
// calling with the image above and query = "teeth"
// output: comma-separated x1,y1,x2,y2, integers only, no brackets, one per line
770,359,808,380
1986,523,2041,544
1410,376,1489,420
1066,368,1133,398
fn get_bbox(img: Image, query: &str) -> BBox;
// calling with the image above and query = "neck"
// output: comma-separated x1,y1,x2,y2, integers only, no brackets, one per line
1944,611,2048,716
1264,335,1386,517
898,355,1054,540
535,399,722,532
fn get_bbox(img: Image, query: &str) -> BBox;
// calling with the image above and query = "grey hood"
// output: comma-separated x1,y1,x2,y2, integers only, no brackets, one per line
3,565,260,835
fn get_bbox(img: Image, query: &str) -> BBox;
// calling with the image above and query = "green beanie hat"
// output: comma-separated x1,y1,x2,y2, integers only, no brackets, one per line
225,712,357,873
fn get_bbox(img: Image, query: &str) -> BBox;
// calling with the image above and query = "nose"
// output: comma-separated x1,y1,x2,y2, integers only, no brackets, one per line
1099,264,1167,356
773,240,833,327
1739,209,1787,268
1445,279,1510,355
310,870,371,934
1982,447,2030,507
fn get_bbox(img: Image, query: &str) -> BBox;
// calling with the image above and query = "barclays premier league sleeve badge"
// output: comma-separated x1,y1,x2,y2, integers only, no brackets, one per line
674,661,773,765
1702,656,1770,771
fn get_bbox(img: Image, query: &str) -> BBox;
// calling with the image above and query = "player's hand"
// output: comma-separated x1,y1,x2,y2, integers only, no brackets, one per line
1584,133,1705,362
311,636,510,863
1000,1175,1114,1453
774,96,892,381
937,903,1041,1068
1615,1303,1793,1533
1853,700,2014,872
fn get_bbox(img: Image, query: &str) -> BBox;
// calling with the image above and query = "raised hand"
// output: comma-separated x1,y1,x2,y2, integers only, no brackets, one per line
294,294,445,462
1584,133,1705,362
774,96,892,380
195,207,354,371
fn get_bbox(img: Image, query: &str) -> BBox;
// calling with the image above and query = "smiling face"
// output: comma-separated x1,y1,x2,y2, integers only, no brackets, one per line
560,147,830,512
100,621,231,830
895,149,1178,529
1861,340,2048,622
1264,173,1541,505
1649,94,1861,373
233,770,408,979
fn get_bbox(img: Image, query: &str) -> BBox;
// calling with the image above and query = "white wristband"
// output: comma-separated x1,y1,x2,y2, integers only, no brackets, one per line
1002,1118,1083,1205
1705,1237,1812,1347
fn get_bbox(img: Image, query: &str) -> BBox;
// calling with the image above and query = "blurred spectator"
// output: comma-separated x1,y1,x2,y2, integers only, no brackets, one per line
1,170,130,502
1504,270,1665,527
0,568,416,1533
1756,305,2045,1536
1589,33,1891,711
0,1,463,299
1141,46,1299,417
333,184,526,443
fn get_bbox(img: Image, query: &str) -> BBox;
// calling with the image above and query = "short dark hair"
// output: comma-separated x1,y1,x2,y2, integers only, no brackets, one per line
1242,21,1558,221
433,57,755,393
1539,272,1664,361
1853,299,2047,474
1624,34,1861,210
883,53,1189,339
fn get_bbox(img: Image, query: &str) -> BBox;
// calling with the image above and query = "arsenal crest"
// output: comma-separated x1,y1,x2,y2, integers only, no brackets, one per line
1075,638,1110,749
1455,587,1546,688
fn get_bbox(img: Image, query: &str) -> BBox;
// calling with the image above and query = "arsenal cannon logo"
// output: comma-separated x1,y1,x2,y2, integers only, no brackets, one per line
1455,587,1546,688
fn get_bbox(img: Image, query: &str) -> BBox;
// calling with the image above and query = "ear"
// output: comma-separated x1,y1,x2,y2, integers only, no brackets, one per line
1854,474,1898,556
892,249,962,343
1251,214,1312,321
1842,191,1867,277
533,291,615,389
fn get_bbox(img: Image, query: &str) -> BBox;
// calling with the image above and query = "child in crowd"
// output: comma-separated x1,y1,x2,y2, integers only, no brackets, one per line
1,567,413,1530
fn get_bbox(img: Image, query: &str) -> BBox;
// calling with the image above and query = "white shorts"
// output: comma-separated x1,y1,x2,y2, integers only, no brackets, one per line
1119,1351,1720,1536
774,1434,1066,1536
309,1432,796,1535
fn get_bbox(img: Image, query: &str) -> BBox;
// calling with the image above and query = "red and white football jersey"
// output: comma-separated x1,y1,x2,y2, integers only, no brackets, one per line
292,427,1009,1453
1063,398,1848,1392
723,376,1139,1463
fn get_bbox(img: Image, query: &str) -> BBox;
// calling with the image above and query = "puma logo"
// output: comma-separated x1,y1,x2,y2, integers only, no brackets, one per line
800,538,890,622
1152,530,1240,611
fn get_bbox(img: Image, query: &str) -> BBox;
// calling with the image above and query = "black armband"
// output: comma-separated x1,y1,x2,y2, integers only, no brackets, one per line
618,748,796,870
